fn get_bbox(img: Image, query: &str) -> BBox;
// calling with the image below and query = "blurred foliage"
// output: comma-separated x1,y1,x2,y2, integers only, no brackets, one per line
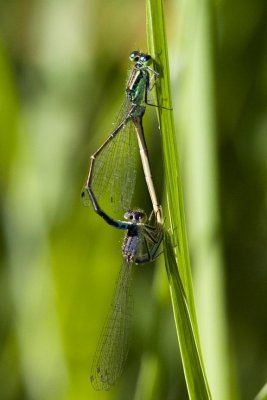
0,0,267,400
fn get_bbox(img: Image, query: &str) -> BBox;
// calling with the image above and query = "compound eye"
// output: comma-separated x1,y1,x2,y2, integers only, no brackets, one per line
124,210,134,220
129,51,140,62
137,211,147,222
140,53,151,65
140,213,145,221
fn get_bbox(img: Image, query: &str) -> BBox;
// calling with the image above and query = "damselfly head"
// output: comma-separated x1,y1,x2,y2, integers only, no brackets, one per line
129,51,152,66
124,210,147,223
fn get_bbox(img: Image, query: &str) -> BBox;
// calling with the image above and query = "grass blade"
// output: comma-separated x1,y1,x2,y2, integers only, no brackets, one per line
146,0,212,398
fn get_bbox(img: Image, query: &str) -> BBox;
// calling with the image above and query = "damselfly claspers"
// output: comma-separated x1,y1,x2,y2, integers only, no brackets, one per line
87,187,163,390
81,51,162,222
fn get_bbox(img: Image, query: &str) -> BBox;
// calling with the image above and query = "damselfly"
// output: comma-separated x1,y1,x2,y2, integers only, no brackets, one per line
88,188,163,390
81,51,162,222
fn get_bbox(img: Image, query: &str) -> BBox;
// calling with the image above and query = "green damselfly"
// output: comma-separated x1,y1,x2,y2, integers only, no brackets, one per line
81,51,162,223
88,188,163,390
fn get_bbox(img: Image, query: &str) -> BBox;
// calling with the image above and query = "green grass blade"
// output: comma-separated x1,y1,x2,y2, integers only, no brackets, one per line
146,0,195,318
164,232,211,398
146,0,212,398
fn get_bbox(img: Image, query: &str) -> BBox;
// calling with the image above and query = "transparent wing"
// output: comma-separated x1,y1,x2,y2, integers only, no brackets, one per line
90,261,134,391
93,121,137,212
82,99,138,212
135,219,164,264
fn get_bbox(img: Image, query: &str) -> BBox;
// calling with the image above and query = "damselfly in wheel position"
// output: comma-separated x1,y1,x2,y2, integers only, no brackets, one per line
88,188,163,390
81,51,163,223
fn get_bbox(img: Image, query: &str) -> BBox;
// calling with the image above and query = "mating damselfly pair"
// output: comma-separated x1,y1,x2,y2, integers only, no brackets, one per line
82,50,166,390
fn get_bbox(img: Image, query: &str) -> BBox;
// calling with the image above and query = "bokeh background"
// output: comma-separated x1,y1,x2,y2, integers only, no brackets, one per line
1,0,267,399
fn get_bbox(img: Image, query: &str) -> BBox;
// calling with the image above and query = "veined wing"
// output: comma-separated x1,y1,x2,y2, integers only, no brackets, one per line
97,119,137,212
90,261,134,390
83,106,138,212
135,220,164,264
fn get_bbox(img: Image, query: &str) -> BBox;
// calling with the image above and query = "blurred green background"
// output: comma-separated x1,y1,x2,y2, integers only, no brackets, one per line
1,0,267,399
